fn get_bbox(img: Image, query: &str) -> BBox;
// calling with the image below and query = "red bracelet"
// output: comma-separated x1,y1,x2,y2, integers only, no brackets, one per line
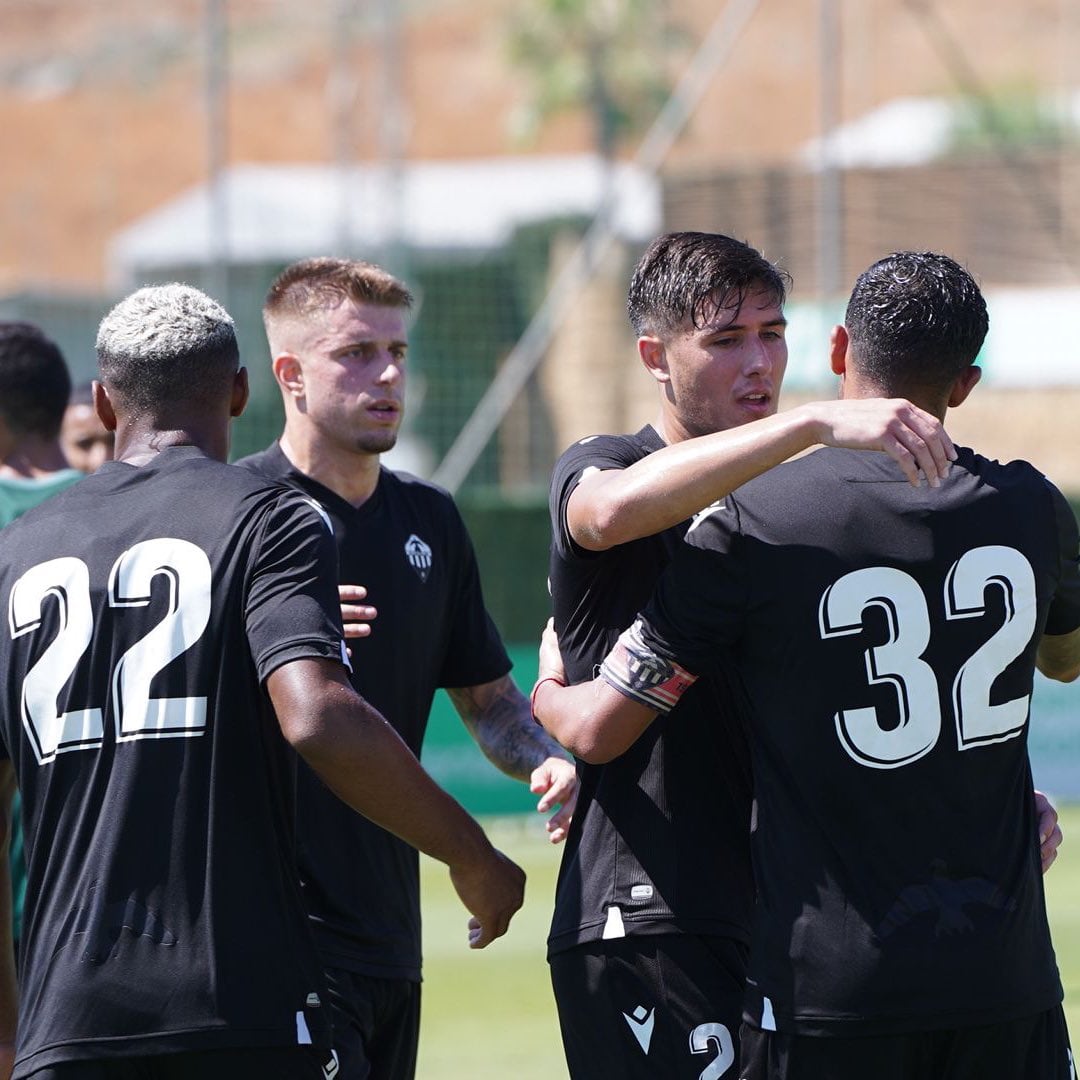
530,674,566,724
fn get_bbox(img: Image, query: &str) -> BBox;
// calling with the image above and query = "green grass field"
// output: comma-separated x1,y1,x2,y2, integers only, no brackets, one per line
417,806,1080,1079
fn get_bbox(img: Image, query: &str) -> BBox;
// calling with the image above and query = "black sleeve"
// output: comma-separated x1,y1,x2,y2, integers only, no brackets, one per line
549,435,640,560
636,499,750,674
1045,478,1080,636
437,499,511,689
245,492,350,681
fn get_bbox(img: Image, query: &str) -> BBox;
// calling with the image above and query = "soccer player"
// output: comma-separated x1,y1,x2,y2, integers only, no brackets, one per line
535,251,1080,1079
0,284,525,1080
237,257,577,1080
0,323,84,523
0,322,87,978
60,380,115,474
544,231,973,1079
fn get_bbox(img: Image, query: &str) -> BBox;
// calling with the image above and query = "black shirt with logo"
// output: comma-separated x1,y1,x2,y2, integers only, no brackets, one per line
0,447,346,1075
547,427,754,956
634,446,1080,1034
237,444,510,981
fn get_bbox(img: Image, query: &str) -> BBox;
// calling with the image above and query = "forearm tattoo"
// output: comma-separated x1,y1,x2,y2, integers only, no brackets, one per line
446,677,566,782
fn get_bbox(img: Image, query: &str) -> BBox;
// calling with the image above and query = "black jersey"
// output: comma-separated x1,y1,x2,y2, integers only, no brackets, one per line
547,426,754,956
236,444,511,981
629,446,1080,1036
0,447,350,1076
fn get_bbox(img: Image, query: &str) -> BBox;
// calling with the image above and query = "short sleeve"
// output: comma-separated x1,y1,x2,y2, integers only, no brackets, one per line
549,436,641,560
636,497,751,674
245,493,349,681
436,500,511,689
1045,479,1080,636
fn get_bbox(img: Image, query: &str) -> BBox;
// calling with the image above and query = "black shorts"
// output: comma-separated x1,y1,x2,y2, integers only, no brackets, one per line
323,966,421,1080
26,1047,337,1080
739,1005,1073,1080
549,934,748,1080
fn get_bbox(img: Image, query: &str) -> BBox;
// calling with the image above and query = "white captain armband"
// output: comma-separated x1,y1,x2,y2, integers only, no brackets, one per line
599,620,697,714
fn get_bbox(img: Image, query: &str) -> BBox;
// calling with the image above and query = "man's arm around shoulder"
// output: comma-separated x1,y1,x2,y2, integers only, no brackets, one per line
567,399,954,551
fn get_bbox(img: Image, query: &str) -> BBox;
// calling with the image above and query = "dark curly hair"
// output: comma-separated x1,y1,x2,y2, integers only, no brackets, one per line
844,252,988,394
0,321,71,439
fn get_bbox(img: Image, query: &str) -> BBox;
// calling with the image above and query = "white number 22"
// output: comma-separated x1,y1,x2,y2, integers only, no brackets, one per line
819,545,1037,769
9,539,212,764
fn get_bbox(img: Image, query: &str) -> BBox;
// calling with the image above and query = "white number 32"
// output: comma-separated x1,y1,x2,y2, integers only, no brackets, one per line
818,545,1037,769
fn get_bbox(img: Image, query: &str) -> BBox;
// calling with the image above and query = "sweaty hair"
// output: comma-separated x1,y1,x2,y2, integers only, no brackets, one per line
96,284,239,413
627,231,790,338
0,321,72,440
844,252,988,394
263,257,413,328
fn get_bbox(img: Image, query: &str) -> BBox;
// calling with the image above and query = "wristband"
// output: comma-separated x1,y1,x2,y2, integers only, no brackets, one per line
530,674,566,725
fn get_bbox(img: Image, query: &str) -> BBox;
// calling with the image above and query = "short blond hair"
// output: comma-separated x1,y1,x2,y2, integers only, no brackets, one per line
263,257,413,329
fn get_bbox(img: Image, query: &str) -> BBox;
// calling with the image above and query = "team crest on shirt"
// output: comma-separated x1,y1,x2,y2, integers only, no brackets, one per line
404,534,433,582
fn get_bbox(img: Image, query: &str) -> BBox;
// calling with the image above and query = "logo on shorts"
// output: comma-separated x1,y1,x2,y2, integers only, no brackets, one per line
623,1005,655,1054
322,1050,340,1079
404,534,433,582
306,992,322,1007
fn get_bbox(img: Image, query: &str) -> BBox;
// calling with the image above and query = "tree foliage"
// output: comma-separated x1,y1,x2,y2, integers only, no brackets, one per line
505,0,687,158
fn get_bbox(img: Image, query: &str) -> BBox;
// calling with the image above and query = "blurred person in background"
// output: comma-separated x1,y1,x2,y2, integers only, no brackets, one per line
0,322,83,524
0,321,85,995
60,380,115,474
238,256,578,1080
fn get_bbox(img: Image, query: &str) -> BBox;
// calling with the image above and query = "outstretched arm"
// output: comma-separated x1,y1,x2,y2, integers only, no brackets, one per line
269,658,525,947
569,398,955,551
446,675,578,844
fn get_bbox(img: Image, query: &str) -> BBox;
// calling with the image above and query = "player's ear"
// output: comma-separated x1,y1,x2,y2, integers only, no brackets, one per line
829,325,849,376
230,367,250,418
639,336,670,384
92,380,117,432
947,364,982,408
272,353,304,399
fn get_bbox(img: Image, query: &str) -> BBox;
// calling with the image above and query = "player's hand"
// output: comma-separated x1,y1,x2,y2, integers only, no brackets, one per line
807,398,956,488
339,584,377,639
530,756,578,844
449,847,526,949
0,1042,13,1080
538,617,567,684
1035,790,1062,874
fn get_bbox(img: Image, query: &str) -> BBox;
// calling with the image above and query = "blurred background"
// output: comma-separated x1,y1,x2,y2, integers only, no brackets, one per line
2,0,1078,809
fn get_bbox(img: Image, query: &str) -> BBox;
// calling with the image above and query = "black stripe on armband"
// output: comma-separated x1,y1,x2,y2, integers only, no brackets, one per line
598,621,697,714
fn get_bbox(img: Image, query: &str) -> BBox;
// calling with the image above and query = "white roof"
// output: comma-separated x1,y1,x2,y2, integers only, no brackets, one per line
107,156,661,285
798,96,955,170
798,91,1080,171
